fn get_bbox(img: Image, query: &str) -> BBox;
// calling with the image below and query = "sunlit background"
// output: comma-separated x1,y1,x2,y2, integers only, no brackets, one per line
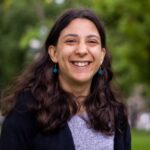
0,0,150,149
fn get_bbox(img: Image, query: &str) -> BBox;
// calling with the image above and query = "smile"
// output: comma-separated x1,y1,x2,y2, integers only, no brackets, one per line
71,61,91,67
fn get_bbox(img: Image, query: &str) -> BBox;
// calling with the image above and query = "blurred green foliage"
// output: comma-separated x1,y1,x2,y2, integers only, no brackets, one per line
0,0,150,100
132,129,150,150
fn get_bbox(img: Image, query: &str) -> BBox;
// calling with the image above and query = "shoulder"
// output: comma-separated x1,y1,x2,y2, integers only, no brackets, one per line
0,90,38,149
4,89,37,127
114,105,131,150
14,90,36,111
1,90,38,138
115,104,128,130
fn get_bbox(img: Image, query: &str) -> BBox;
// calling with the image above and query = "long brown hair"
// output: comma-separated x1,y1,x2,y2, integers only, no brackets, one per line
1,8,127,135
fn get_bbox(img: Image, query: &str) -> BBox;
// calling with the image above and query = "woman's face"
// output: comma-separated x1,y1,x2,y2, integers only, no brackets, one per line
48,18,105,89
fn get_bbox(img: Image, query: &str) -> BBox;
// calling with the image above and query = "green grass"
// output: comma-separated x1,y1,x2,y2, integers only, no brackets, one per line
132,129,150,150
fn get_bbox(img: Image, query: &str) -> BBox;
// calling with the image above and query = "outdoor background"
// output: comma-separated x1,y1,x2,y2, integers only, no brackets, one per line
0,0,150,149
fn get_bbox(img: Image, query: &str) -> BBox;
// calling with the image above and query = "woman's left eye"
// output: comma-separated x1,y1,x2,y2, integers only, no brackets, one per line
88,40,98,44
89,40,96,43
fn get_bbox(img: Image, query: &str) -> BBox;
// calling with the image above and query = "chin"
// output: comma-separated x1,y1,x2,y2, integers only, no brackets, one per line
72,76,92,84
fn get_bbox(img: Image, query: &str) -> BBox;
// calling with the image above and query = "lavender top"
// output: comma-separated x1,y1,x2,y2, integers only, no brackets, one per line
68,114,114,150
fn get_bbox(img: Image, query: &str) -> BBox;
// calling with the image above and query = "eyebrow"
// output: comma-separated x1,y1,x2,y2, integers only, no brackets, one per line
87,35,100,39
63,34,100,39
63,34,78,38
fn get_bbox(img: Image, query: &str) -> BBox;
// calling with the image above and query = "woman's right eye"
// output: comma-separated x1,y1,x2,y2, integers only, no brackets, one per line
65,39,77,44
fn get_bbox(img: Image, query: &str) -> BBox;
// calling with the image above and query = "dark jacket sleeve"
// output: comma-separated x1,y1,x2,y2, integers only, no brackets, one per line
0,91,38,150
114,109,131,150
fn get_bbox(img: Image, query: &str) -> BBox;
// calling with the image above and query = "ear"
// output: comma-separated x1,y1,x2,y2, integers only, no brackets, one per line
100,48,106,64
48,45,58,63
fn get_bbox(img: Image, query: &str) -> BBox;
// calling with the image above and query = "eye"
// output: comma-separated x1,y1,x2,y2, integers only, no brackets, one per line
88,39,99,45
65,39,77,45
89,40,97,43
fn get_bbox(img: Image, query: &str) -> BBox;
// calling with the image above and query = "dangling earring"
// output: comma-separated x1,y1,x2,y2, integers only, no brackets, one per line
97,68,103,76
53,64,58,74
97,60,103,76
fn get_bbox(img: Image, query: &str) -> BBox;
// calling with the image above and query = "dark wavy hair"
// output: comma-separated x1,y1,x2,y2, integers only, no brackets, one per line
1,8,127,135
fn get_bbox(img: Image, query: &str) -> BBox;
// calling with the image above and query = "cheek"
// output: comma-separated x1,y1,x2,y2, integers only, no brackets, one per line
92,47,102,58
57,47,75,61
56,51,69,66
93,49,104,66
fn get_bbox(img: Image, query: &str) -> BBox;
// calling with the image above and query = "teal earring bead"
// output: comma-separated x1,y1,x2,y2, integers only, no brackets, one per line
53,64,58,74
97,68,103,76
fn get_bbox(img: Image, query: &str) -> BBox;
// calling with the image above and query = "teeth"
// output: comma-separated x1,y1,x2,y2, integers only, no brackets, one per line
72,62,89,67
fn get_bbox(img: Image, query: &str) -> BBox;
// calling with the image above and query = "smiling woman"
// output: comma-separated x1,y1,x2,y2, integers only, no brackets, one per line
48,18,105,97
0,8,131,150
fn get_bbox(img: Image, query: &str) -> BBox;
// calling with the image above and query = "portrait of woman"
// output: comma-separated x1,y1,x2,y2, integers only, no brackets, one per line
0,8,131,150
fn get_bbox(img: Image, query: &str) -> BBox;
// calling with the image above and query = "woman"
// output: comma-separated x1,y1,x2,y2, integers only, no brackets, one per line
0,8,131,150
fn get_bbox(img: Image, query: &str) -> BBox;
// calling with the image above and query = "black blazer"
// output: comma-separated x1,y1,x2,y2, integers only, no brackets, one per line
0,91,131,150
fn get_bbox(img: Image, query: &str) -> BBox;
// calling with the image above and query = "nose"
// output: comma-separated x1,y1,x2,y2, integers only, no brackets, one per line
75,41,88,56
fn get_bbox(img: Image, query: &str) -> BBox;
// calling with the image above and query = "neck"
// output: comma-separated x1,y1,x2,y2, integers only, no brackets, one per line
58,76,92,103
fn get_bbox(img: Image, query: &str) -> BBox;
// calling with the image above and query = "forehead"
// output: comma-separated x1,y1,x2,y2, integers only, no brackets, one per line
59,18,100,37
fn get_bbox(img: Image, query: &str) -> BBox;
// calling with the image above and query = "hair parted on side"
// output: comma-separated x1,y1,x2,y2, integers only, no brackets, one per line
1,8,127,135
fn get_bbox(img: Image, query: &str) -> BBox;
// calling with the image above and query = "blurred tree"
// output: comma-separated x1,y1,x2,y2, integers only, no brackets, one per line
0,0,39,89
0,0,60,91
